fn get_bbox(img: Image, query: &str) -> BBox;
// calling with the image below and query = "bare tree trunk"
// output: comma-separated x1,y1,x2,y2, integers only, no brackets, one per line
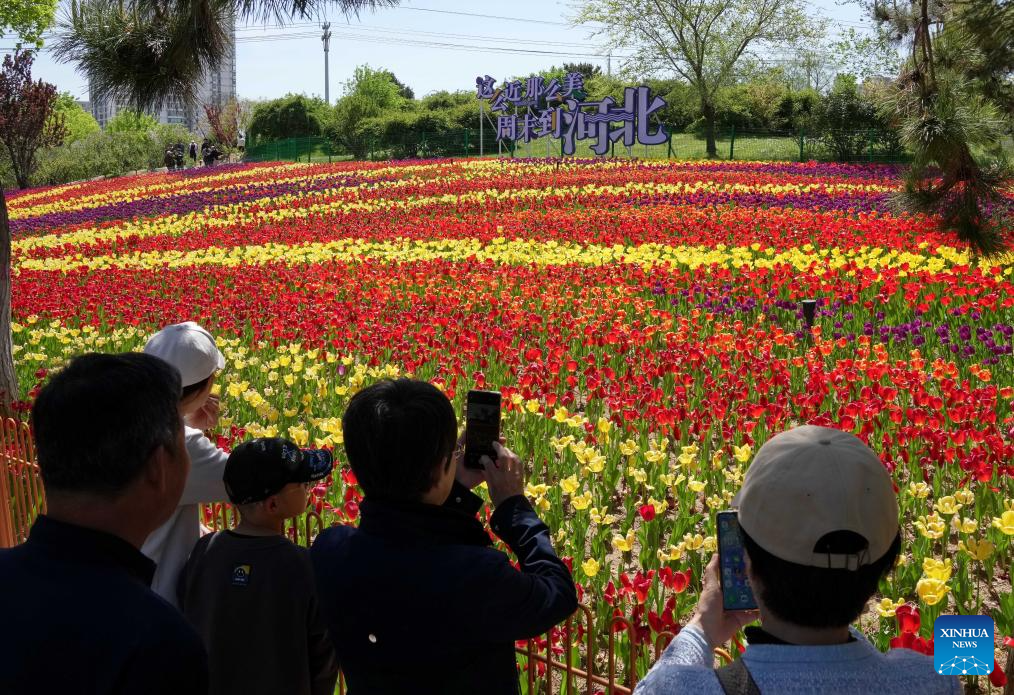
0,189,19,414
702,100,718,158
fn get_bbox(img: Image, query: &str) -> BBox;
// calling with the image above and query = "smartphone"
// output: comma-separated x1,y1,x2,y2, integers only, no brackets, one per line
717,510,758,611
464,390,501,470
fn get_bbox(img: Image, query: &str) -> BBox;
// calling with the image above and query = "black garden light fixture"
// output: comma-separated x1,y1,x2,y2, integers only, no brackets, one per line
802,299,817,330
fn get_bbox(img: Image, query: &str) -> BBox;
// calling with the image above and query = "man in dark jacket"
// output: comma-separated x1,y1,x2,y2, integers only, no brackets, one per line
0,353,208,695
311,379,578,695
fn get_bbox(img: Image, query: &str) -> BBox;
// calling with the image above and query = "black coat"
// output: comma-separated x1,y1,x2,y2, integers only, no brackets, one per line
310,483,578,695
0,516,208,695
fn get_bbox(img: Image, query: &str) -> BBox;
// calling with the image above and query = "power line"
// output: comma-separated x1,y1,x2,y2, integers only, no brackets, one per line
384,6,604,29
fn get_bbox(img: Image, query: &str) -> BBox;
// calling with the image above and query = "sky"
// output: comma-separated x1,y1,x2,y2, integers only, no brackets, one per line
12,0,877,103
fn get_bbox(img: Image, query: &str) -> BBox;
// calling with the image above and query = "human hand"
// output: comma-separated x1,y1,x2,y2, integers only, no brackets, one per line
686,554,759,649
453,433,484,489
481,441,524,507
186,395,220,431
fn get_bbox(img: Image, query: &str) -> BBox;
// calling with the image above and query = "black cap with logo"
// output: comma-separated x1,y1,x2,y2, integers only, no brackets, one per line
224,437,334,505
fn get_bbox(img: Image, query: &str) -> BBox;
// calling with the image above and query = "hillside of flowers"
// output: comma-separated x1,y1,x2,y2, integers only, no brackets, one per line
9,158,1014,680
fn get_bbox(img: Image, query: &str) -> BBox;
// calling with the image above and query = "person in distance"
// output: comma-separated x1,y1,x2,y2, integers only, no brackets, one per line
635,425,960,695
0,353,208,695
311,378,578,695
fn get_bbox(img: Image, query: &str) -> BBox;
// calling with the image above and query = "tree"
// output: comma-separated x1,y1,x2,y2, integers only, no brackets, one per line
0,50,66,409
1,4,58,413
382,70,414,100
577,0,820,156
0,0,57,48
248,94,330,142
328,65,412,153
53,0,399,117
105,109,159,133
0,51,67,189
204,98,242,146
869,0,1012,255
52,92,100,143
814,74,897,161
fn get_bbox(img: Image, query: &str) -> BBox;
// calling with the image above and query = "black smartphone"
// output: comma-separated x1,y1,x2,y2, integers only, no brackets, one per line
717,510,758,611
464,390,501,470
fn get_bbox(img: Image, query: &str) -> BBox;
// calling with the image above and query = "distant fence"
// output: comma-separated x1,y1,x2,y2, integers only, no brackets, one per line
245,127,912,165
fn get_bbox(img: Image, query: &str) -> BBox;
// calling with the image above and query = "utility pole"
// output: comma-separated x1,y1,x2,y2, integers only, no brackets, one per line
607,50,612,77
321,22,332,104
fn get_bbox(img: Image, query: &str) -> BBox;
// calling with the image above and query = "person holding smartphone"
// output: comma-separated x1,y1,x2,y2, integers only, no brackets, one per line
636,426,959,695
310,378,577,695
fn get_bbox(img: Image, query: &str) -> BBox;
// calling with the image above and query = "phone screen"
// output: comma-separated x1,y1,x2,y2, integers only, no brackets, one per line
464,390,501,470
717,510,758,611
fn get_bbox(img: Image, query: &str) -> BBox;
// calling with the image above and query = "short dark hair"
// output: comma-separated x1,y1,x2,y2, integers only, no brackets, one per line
31,353,183,497
743,528,902,628
342,379,457,502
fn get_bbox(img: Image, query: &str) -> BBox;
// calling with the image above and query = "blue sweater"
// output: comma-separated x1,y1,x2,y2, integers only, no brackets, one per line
635,624,962,694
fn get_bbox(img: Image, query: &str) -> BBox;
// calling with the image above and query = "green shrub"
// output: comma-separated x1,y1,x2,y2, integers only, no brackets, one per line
29,124,193,187
249,94,329,144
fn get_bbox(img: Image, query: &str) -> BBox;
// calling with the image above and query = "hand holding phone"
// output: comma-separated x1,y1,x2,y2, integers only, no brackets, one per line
464,389,501,470
717,510,758,611
686,554,759,650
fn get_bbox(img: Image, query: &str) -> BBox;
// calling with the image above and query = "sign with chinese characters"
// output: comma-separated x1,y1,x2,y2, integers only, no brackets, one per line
475,72,668,156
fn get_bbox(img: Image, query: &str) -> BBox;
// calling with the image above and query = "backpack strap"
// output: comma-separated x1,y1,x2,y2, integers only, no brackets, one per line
714,657,761,695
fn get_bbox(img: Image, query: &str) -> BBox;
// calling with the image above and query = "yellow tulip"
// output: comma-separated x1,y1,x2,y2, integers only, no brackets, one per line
571,492,592,511
524,399,540,414
958,538,994,562
908,482,931,499
647,496,669,515
560,475,579,496
619,439,638,457
612,531,635,553
953,489,974,506
915,577,949,606
921,558,952,583
950,516,977,534
582,558,600,578
525,483,549,498
627,466,648,484
644,449,666,464
915,513,946,539
732,444,752,463
992,510,1014,535
682,533,705,552
287,425,309,447
687,478,706,493
933,496,961,516
875,598,905,618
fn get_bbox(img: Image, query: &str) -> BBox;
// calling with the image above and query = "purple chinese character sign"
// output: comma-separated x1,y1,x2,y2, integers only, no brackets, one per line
474,72,668,157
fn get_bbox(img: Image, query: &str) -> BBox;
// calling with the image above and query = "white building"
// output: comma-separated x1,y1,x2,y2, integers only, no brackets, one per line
90,12,236,133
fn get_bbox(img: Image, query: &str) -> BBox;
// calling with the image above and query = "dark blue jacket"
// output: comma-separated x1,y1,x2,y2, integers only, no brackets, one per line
0,515,209,695
310,483,578,695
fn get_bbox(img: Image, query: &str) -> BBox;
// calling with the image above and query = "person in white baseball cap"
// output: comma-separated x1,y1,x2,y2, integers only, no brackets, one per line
637,426,959,695
142,321,230,607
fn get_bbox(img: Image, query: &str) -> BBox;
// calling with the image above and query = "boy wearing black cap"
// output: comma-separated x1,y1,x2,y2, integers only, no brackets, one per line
178,438,339,695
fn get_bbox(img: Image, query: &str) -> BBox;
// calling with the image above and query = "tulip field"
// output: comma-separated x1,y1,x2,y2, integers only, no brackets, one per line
8,158,1014,685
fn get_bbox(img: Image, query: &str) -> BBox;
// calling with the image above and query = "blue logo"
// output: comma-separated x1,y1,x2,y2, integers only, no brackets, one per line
933,615,993,676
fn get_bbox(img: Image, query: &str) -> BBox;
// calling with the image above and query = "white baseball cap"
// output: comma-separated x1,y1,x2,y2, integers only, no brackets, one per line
733,425,899,571
143,322,225,388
